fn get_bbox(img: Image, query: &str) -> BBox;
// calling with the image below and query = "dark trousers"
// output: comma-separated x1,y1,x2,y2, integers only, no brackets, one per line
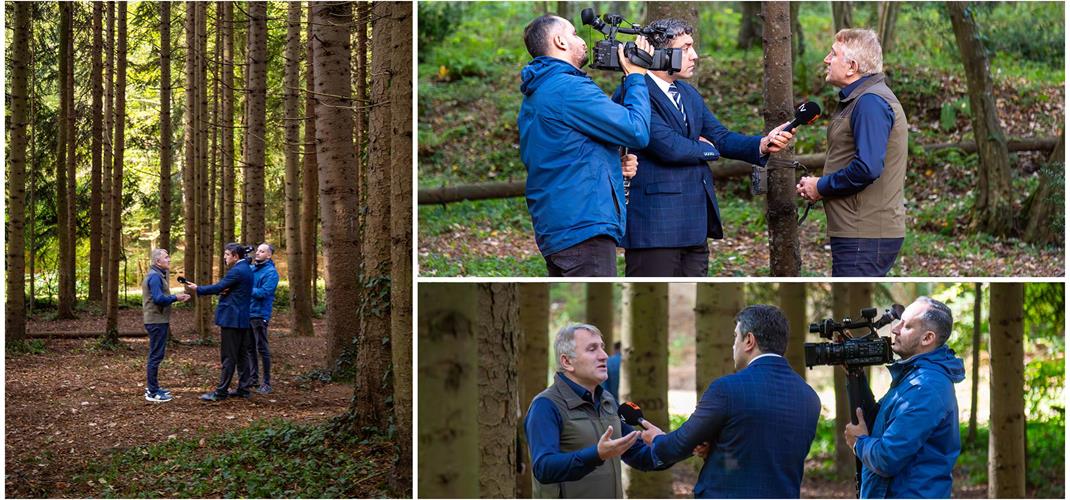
248,318,272,386
625,245,709,277
216,327,253,395
830,237,904,277
145,323,169,393
544,236,617,277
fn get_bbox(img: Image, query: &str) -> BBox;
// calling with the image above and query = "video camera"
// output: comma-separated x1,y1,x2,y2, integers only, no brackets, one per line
804,305,904,368
580,8,683,73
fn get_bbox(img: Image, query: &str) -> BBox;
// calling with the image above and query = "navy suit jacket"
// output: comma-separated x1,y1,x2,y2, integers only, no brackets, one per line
613,76,765,248
650,355,821,498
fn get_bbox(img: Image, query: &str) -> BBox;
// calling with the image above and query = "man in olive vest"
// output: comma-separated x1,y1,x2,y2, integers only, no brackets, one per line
797,29,909,277
142,248,190,402
524,323,663,498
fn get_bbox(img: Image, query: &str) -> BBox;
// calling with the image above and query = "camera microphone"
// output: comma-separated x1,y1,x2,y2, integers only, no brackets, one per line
618,401,647,429
580,8,596,26
785,101,821,133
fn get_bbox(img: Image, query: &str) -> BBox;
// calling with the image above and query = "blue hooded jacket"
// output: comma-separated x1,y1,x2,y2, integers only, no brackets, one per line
518,56,651,256
196,259,254,329
250,258,279,322
856,345,966,498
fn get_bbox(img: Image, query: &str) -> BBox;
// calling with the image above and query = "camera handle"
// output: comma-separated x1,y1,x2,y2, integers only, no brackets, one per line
845,367,879,498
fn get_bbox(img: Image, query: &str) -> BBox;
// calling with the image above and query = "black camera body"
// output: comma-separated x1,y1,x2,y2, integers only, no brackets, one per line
581,8,683,73
804,306,903,369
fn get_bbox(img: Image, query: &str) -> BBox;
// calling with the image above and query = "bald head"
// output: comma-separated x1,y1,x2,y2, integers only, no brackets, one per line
524,14,567,58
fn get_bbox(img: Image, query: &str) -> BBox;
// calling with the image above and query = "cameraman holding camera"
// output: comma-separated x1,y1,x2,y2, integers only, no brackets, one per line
614,18,794,277
844,297,965,498
518,14,653,277
184,243,255,401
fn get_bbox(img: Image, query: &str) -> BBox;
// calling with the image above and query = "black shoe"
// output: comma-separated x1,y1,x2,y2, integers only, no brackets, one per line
227,389,252,399
200,391,227,402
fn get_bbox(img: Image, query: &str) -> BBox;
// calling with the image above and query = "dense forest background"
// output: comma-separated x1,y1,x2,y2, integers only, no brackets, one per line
417,1,1064,277
420,282,1064,498
5,1,412,497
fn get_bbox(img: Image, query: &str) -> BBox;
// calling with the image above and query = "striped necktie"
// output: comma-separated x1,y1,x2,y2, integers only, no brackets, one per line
668,82,687,127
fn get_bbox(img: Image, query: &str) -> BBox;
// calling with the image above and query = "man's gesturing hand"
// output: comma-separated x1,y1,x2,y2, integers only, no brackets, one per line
597,426,639,460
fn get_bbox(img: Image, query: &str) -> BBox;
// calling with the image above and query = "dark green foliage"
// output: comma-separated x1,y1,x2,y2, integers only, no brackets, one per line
6,339,48,356
418,2,468,62
74,419,398,498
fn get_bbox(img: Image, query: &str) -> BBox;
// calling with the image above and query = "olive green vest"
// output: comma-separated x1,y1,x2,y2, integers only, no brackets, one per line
823,73,908,238
531,374,623,499
142,267,172,325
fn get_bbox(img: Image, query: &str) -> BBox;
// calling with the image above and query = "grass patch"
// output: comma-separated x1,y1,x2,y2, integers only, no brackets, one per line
6,339,48,356
75,419,398,498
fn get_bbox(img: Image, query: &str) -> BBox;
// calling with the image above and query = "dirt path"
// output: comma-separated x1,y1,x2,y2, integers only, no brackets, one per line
6,309,352,498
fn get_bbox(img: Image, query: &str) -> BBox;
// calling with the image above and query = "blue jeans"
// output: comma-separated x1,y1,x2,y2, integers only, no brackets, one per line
145,323,169,393
830,237,904,277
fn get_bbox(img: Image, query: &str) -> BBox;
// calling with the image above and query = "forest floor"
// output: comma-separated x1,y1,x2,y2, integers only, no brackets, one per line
6,307,395,498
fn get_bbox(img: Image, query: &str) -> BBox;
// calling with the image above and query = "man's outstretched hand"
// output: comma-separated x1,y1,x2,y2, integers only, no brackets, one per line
597,426,640,460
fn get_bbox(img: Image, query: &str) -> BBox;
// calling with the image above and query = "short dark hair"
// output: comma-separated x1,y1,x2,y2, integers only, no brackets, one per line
524,15,562,58
916,297,953,346
735,305,789,356
224,242,248,259
646,18,693,49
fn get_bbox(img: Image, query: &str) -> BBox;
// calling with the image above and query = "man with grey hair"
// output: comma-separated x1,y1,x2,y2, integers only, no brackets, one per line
797,28,910,277
844,296,965,497
612,18,793,277
141,248,190,403
524,323,663,497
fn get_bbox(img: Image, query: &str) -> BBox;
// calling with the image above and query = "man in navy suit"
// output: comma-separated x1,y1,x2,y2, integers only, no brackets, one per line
639,305,821,498
614,19,794,277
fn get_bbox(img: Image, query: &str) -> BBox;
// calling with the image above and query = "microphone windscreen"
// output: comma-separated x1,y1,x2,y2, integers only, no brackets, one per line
618,401,645,426
794,101,821,124
580,8,595,25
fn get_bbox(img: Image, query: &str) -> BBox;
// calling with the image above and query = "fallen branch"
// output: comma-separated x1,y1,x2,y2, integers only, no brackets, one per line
418,136,1059,205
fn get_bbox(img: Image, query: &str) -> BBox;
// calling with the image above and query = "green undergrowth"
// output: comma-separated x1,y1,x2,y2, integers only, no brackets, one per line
74,418,399,498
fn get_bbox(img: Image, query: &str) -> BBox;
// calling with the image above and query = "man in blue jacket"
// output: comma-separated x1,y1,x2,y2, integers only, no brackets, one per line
518,14,653,277
248,243,279,394
845,297,965,498
185,243,255,401
141,248,190,403
614,18,794,277
639,305,821,498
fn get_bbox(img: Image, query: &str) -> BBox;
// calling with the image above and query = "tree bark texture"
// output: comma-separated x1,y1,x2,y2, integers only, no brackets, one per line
761,1,800,276
967,282,982,446
696,284,743,396
418,284,480,498
1022,132,1063,245
196,1,213,337
738,2,763,49
89,2,104,300
517,283,550,498
477,284,520,498
243,1,268,245
302,4,320,310
182,1,201,337
56,3,75,319
622,283,671,498
102,2,115,318
988,283,1026,497
159,2,172,254
106,2,128,338
948,2,1015,236
221,1,236,248
7,1,32,341
283,2,314,338
779,283,807,377
585,283,615,347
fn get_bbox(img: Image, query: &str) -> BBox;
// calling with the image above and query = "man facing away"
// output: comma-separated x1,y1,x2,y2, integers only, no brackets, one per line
639,305,821,498
141,248,190,403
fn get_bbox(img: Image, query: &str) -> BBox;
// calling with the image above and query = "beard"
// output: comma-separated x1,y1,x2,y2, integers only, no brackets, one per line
575,49,589,69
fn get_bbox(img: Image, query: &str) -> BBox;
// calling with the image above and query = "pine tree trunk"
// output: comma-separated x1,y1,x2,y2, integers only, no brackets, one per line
63,2,78,314
106,2,128,339
349,0,391,429
696,284,743,396
877,2,900,53
283,2,314,338
738,2,763,50
89,2,104,300
302,4,319,311
387,1,414,490
779,283,807,377
762,1,800,276
622,283,671,498
790,2,804,58
417,284,479,498
832,1,853,32
354,2,370,182
478,284,520,498
159,2,172,253
831,282,853,480
967,282,982,446
948,2,1014,236
243,1,268,245
7,1,32,342
988,283,1026,497
517,283,550,499
196,1,213,336
56,3,75,319
182,1,199,335
221,1,235,248
102,2,115,318
585,283,614,347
